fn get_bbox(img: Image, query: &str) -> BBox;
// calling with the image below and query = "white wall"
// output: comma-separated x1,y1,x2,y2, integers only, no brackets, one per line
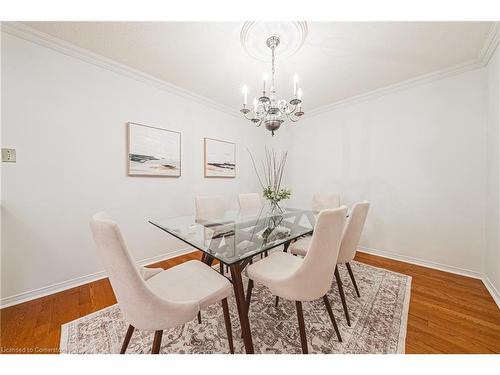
2,29,499,307
0,33,263,304
280,69,488,274
485,44,500,294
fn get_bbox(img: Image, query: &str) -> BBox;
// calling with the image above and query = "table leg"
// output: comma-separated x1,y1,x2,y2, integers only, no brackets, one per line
229,263,254,354
198,254,215,325
283,240,291,252
202,254,214,266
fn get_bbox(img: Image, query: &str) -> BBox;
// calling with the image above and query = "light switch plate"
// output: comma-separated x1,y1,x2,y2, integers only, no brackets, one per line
2,148,16,162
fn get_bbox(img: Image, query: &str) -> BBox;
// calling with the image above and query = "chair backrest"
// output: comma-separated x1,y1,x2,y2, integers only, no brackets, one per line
195,195,226,220
337,201,370,264
90,212,198,330
312,193,340,212
273,207,347,301
238,193,262,211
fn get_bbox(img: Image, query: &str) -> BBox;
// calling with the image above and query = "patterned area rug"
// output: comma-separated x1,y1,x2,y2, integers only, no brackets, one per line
60,261,411,354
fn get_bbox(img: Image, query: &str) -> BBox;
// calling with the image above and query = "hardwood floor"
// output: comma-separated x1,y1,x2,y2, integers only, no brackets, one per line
355,252,500,353
1,251,499,354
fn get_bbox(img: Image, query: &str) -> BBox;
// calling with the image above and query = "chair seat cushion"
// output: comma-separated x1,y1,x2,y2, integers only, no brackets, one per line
146,260,232,310
289,236,311,256
246,251,303,289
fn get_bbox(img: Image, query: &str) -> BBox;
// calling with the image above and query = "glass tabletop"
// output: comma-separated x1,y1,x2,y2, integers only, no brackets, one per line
149,206,317,265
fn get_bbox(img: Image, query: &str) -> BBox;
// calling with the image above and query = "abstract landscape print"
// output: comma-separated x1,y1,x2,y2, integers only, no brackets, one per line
204,138,236,178
127,122,181,177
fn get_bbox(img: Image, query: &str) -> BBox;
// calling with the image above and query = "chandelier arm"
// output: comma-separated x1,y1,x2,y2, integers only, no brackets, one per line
279,102,298,116
283,111,293,121
241,112,255,121
285,107,304,123
263,102,270,112
262,104,272,117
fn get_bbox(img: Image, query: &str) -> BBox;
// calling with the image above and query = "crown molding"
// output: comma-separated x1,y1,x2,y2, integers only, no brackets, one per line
2,21,499,121
1,21,242,119
307,21,500,118
306,59,483,116
478,21,500,64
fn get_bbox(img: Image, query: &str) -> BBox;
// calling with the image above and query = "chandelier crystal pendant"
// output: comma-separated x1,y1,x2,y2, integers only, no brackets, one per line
240,35,304,136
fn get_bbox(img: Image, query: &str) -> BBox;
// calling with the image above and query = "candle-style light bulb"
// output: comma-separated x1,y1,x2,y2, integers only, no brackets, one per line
297,88,303,111
293,74,299,97
262,73,268,94
242,85,248,106
253,98,258,112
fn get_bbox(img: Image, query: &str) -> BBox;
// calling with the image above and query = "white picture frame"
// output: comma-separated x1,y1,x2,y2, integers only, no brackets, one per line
127,122,181,177
204,138,236,178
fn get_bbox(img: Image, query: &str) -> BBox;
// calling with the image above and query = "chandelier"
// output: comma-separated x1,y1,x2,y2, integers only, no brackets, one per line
240,35,304,136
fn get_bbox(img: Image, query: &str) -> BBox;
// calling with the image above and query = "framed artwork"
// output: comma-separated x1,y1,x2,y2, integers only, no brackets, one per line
204,138,236,178
127,122,181,177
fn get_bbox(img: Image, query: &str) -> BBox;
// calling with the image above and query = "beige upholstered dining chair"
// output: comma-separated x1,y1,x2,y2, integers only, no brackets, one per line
245,207,348,353
238,194,264,256
90,212,234,354
195,195,227,275
195,195,226,220
194,195,226,276
311,193,340,212
238,193,262,211
290,201,370,326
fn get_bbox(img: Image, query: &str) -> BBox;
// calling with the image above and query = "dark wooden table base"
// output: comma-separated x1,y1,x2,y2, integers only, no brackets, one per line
201,254,254,354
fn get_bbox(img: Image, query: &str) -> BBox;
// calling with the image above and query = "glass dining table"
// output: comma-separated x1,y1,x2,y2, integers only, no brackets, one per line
149,206,317,354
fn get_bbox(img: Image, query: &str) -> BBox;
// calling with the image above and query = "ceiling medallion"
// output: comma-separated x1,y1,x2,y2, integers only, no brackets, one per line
240,21,308,62
239,22,307,136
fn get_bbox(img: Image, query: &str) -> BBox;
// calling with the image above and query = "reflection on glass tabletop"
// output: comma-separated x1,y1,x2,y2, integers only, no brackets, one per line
149,206,316,265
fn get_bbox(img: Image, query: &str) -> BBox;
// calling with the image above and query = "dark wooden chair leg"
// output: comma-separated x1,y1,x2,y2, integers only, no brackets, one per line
151,330,163,354
246,279,254,312
275,296,279,307
295,301,308,354
221,298,234,354
120,325,135,354
322,295,342,342
197,311,202,324
334,266,351,326
346,262,361,297
220,262,224,275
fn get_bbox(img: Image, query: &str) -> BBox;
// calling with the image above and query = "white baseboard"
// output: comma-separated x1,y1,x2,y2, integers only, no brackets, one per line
0,247,195,309
481,274,500,309
359,246,500,309
358,246,484,279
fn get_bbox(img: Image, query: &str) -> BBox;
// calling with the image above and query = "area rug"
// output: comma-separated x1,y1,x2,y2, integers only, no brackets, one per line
60,261,411,354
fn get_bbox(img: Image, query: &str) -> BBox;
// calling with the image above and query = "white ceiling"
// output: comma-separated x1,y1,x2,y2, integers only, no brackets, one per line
23,21,494,112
